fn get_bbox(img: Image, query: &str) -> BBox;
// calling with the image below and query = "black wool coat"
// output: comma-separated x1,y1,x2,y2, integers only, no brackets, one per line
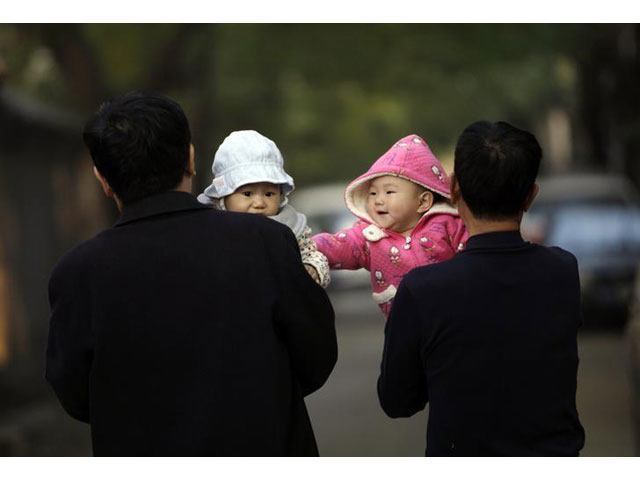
46,191,337,456
378,231,585,456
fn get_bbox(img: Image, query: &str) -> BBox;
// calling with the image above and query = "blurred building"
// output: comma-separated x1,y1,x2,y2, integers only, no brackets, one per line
0,86,108,418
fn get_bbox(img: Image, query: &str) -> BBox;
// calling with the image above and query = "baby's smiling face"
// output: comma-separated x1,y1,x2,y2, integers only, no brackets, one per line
366,175,431,235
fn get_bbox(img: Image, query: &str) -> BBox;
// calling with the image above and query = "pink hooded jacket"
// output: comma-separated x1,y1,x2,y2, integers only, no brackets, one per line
313,134,468,318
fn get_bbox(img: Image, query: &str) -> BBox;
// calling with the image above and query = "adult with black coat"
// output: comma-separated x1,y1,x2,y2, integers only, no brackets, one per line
45,92,337,456
377,120,585,456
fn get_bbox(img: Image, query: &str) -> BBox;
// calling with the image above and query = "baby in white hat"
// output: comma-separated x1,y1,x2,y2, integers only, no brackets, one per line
198,130,330,287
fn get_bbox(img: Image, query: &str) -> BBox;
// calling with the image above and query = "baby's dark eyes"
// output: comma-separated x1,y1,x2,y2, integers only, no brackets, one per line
241,191,277,198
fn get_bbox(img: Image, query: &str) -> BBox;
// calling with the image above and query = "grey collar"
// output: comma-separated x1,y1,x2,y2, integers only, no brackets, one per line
269,204,307,238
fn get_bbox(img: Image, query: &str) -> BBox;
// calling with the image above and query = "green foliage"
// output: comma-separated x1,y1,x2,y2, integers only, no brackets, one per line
212,24,574,185
1,23,584,185
82,24,180,92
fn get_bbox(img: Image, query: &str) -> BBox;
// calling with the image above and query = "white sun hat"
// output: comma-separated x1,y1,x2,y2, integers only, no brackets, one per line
197,130,295,207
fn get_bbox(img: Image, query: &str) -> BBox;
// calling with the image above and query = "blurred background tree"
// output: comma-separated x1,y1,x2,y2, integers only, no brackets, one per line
2,24,638,187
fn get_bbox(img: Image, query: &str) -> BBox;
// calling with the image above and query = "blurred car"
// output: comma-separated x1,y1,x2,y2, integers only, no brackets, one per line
290,183,370,290
521,173,640,326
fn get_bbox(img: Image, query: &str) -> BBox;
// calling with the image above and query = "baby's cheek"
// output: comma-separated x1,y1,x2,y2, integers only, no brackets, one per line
226,196,250,213
364,202,372,214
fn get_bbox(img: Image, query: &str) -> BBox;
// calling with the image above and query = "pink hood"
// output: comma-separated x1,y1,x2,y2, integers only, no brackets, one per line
345,134,451,222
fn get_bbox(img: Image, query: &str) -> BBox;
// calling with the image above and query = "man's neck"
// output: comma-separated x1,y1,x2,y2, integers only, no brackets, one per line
173,176,193,195
112,178,193,213
464,218,521,237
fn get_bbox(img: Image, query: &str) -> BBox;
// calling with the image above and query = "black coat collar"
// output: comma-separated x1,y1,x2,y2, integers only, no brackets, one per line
464,230,529,252
114,191,211,227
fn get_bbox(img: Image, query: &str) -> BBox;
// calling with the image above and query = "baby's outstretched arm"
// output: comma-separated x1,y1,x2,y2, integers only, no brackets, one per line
312,221,370,271
299,226,330,288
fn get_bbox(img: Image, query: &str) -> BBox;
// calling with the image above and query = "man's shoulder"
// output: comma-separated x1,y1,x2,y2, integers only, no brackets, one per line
404,253,466,290
197,208,289,234
540,243,578,264
405,242,578,280
125,205,292,242
506,242,579,277
68,208,289,259
220,210,293,241
532,244,580,281
49,231,107,285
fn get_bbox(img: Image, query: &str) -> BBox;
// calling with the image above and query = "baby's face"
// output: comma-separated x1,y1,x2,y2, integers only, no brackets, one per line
225,182,281,216
366,175,426,235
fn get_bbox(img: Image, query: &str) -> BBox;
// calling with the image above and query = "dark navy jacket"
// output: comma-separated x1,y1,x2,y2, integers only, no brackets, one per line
46,191,337,456
378,230,585,456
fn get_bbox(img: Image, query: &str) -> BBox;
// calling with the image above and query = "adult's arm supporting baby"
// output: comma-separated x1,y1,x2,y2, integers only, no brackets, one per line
378,280,429,418
45,249,93,423
265,223,337,396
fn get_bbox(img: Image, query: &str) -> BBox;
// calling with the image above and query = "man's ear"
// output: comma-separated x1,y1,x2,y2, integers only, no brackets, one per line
450,173,461,205
523,183,539,212
93,166,114,198
417,190,434,214
185,144,196,177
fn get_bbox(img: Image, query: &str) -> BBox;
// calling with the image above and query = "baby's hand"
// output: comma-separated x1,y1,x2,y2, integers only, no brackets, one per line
304,264,321,284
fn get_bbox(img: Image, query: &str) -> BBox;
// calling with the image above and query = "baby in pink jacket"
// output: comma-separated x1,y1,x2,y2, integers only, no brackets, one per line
313,134,468,318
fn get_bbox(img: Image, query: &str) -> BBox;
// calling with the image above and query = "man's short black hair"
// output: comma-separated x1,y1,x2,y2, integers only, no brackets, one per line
454,120,541,220
83,92,191,204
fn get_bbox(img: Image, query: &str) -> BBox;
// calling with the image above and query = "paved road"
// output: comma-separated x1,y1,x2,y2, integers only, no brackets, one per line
306,288,636,456
1,287,635,456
